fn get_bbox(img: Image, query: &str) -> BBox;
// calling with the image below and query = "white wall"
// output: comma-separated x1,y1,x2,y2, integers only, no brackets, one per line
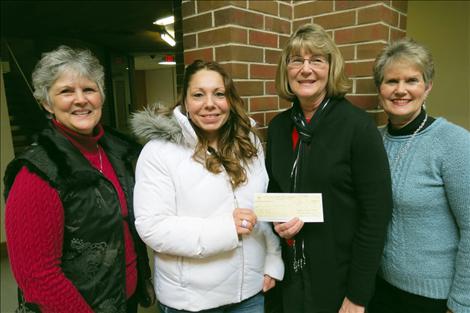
145,67,177,108
407,1,470,130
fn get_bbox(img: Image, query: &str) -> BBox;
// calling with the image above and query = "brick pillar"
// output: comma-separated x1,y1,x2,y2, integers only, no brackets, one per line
180,0,408,132
292,0,408,124
181,0,291,139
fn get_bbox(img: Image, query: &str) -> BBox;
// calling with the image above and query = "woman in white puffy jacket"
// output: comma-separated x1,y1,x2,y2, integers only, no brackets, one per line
131,60,284,313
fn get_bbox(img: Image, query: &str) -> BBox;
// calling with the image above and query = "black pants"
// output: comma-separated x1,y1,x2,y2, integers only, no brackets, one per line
368,276,448,313
265,268,333,313
127,293,138,313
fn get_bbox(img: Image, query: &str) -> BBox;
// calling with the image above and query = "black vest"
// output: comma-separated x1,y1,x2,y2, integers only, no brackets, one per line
4,125,150,313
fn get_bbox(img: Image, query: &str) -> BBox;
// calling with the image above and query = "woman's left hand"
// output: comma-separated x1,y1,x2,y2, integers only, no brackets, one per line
338,297,364,313
263,274,276,292
273,217,304,239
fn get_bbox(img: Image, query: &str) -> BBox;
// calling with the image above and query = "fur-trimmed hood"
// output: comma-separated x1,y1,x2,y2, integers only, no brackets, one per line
130,104,197,147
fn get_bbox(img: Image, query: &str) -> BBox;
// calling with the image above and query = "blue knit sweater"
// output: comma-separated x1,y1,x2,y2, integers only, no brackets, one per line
379,118,470,313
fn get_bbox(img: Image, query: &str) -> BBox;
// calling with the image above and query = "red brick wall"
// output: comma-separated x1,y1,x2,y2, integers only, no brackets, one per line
180,0,408,132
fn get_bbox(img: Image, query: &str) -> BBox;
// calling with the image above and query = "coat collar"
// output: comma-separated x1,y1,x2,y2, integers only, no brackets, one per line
130,104,195,147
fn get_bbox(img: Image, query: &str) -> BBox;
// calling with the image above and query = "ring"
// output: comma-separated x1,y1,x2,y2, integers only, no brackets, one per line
241,219,249,228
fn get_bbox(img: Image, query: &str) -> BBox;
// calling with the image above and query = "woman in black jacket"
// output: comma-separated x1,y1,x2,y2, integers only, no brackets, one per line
265,23,393,313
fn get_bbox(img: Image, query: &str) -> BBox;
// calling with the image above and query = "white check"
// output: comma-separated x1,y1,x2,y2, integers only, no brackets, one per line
254,193,324,223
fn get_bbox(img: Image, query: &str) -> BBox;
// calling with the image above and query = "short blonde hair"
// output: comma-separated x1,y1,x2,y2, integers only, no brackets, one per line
276,23,351,101
373,38,434,88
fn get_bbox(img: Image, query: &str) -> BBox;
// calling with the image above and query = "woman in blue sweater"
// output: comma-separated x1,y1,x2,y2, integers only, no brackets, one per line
369,38,470,313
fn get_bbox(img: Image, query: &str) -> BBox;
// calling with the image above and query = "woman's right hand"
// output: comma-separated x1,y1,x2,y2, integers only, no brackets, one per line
274,217,304,239
233,208,257,235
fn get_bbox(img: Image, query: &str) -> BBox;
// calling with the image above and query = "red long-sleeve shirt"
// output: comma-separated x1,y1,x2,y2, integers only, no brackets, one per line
5,122,137,312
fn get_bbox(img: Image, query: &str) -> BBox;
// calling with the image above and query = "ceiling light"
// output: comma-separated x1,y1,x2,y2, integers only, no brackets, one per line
154,16,174,26
161,33,176,47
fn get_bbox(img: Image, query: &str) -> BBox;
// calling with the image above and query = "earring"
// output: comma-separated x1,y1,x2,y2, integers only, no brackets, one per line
186,111,190,120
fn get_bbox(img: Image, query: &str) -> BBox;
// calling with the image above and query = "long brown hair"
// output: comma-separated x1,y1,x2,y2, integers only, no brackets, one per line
179,60,259,188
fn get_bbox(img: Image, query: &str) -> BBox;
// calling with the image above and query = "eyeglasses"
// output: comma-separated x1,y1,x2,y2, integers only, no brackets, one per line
287,55,329,69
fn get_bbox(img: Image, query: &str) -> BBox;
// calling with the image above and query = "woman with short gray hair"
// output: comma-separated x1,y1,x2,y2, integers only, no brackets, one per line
368,38,470,313
4,45,155,313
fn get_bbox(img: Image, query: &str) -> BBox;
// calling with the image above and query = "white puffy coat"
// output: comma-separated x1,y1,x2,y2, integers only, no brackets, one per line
131,105,284,311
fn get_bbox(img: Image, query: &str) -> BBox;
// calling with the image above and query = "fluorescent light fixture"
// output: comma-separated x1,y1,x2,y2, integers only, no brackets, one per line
158,61,176,65
154,16,174,26
161,33,176,47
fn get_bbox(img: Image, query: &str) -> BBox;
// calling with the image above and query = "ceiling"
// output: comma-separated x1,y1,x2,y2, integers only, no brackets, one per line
1,1,176,55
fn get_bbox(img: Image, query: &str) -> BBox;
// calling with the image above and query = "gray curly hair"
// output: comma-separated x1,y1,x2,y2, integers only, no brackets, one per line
32,45,105,111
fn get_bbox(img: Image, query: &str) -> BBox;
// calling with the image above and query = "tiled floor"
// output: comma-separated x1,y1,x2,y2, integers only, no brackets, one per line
0,252,158,313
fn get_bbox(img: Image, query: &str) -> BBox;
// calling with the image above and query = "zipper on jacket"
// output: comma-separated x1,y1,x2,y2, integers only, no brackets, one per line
94,169,128,305
233,191,245,301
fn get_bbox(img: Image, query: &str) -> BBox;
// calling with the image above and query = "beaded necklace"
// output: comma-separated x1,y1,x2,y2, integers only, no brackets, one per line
383,113,428,168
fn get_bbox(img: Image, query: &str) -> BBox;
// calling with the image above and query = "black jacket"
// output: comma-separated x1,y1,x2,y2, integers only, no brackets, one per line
266,97,393,312
4,123,151,313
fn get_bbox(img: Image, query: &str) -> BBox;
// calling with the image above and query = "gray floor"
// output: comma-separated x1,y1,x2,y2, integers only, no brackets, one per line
1,251,158,313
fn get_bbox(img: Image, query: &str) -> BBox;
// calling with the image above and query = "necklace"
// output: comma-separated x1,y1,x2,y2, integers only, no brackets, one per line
97,145,103,173
383,113,428,168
